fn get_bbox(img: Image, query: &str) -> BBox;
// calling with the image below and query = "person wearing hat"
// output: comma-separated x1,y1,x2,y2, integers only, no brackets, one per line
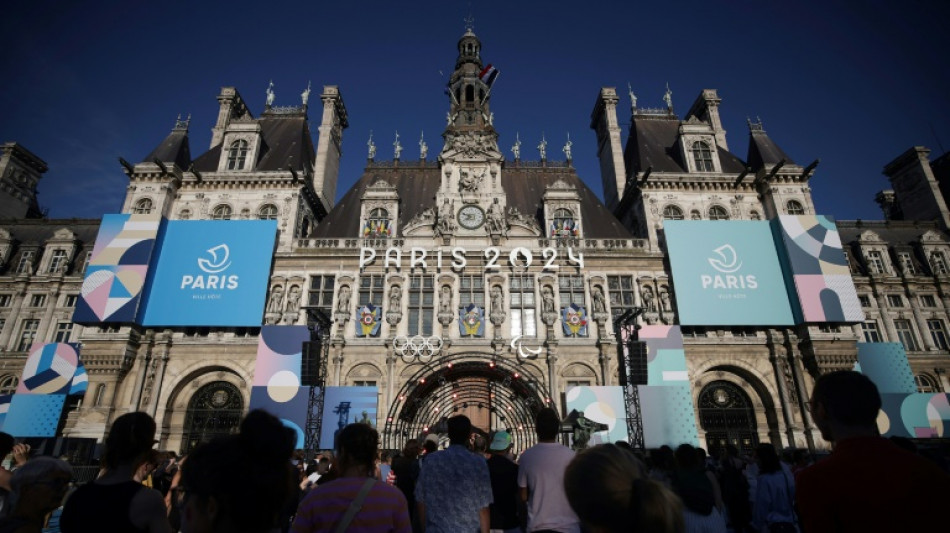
486,431,521,533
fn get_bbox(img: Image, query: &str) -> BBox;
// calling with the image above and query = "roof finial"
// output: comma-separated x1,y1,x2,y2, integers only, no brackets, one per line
628,82,637,113
301,81,312,106
174,113,190,131
393,131,402,160
367,131,376,160
265,80,275,108
562,133,573,161
663,82,673,111
512,133,521,160
419,131,428,160
538,133,547,161
464,5,475,33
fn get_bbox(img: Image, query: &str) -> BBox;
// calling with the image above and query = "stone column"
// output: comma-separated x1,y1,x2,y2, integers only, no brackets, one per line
874,291,899,342
147,333,172,416
768,331,796,447
546,350,559,405
35,288,61,343
0,285,27,349
130,331,155,411
785,332,818,452
386,351,396,405
908,290,937,350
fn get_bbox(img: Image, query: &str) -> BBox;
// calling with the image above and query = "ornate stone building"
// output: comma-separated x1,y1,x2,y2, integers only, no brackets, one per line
1,29,948,455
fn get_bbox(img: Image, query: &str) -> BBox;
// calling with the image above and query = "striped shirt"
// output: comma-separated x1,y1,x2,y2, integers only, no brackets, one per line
292,476,412,533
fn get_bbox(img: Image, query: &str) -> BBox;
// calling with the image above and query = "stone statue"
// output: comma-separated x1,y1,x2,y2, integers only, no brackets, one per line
542,285,556,314
265,80,275,107
446,112,452,126
440,285,452,314
389,286,401,312
301,81,311,106
459,168,482,193
337,285,351,314
491,286,504,315
642,286,655,312
367,132,376,159
628,82,637,111
591,285,606,314
512,133,521,160
267,285,283,313
393,131,402,159
538,135,547,160
285,285,300,313
663,83,673,110
660,289,672,312
487,201,505,234
419,132,428,160
488,112,494,126
562,134,572,160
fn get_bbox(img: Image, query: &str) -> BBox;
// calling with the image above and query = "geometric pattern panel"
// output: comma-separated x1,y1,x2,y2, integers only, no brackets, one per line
319,386,378,449
73,213,162,324
775,215,864,323
856,342,916,394
0,394,11,431
17,343,79,395
252,326,310,387
877,393,950,439
69,360,88,396
249,384,313,449
640,326,689,386
638,385,700,448
565,386,628,446
2,394,66,437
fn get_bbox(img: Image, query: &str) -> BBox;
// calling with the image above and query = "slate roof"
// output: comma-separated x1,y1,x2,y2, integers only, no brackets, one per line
191,115,315,173
143,129,192,170
837,220,945,245
747,129,795,171
309,162,633,240
624,115,747,174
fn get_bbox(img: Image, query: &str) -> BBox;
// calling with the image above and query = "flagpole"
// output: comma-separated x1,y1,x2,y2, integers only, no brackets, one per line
480,71,500,106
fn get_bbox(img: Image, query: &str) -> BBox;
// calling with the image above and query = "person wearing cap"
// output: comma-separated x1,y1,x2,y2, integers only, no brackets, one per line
486,431,522,533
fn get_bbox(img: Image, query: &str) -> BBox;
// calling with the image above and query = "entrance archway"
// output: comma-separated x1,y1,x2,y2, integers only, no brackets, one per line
382,354,551,453
698,380,758,457
180,381,244,453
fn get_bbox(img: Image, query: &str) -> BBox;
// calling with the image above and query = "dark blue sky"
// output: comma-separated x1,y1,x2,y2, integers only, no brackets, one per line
2,1,948,221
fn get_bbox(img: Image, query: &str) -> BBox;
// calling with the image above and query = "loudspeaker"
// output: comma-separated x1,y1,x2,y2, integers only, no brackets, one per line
618,340,649,387
301,340,323,387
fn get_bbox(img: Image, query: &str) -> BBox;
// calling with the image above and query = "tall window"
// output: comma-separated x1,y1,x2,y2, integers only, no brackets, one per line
358,275,385,308
920,294,938,308
459,275,485,337
29,294,46,307
133,198,153,214
691,141,714,172
510,275,536,337
928,319,949,350
662,205,684,220
785,200,805,215
896,252,916,275
48,250,68,273
858,295,872,308
893,319,920,352
54,322,73,343
18,319,39,351
886,294,903,307
0,294,11,307
307,275,336,316
915,374,940,393
607,275,636,322
258,204,279,220
80,251,93,273
16,251,34,274
64,294,78,307
865,250,886,274
227,140,248,170
931,251,949,275
708,205,730,221
862,321,881,343
407,275,434,336
211,205,232,220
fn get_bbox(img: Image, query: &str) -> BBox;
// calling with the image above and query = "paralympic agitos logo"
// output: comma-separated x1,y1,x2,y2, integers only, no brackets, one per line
181,244,239,290
700,244,757,290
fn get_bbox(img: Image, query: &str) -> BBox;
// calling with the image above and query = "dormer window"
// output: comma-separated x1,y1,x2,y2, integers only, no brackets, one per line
786,200,805,215
550,208,579,238
227,140,248,170
133,198,153,214
212,204,233,220
363,208,392,238
691,141,714,172
708,205,730,220
48,250,68,273
662,205,684,220
258,204,279,220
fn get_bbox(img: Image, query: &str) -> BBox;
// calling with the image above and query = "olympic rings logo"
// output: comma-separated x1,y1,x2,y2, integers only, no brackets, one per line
393,335,443,363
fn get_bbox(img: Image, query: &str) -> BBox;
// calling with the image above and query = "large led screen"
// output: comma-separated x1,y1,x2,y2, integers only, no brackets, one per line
141,220,277,326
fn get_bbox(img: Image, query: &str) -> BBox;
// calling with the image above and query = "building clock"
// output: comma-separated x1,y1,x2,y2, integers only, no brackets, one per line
457,205,485,229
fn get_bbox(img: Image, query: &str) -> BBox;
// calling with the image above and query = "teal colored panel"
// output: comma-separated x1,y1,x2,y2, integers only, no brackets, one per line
639,385,699,448
856,343,916,394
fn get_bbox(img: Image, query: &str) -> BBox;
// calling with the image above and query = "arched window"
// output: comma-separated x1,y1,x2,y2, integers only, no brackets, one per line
178,209,191,220
550,208,578,238
786,200,805,215
363,208,392,238
915,373,940,393
708,205,730,220
180,381,244,454
258,204,279,220
0,374,18,395
699,381,758,457
226,140,248,170
133,198,153,214
662,205,684,220
465,85,475,105
211,204,232,220
691,141,714,172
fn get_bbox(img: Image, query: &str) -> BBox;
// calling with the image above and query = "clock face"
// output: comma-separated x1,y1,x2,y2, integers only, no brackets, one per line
457,205,485,230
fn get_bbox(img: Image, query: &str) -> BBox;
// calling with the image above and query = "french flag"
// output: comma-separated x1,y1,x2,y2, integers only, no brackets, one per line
479,64,499,88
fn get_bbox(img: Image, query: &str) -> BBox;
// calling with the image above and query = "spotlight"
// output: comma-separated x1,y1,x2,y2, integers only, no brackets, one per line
423,426,429,432
419,378,425,384
447,362,453,368
513,372,520,379
489,362,495,368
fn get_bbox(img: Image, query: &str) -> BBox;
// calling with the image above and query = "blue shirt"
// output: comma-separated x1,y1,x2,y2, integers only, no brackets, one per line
415,445,493,533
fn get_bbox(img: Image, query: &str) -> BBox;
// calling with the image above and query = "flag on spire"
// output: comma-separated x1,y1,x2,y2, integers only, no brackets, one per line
479,64,499,88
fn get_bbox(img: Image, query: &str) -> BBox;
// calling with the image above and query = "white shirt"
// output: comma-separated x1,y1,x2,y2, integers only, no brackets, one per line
517,442,580,533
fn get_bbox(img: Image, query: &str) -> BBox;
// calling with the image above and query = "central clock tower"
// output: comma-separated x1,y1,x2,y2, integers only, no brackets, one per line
433,26,508,244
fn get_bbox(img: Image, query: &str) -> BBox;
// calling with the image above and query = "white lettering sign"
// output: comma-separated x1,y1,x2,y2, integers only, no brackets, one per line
358,246,584,272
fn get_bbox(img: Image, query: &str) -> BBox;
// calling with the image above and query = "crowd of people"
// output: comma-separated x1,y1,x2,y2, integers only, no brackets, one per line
0,370,948,532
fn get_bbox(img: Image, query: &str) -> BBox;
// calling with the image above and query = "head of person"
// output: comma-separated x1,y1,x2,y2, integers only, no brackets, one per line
473,433,488,454
535,407,561,441
447,415,472,446
673,443,700,472
488,431,512,455
179,409,296,533
402,438,421,460
565,444,684,533
8,457,72,519
810,370,881,442
422,439,438,455
755,444,781,474
336,423,379,476
103,412,157,471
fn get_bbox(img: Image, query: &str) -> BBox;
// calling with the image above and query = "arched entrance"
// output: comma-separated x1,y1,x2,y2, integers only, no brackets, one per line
180,381,244,453
698,380,758,457
382,354,551,453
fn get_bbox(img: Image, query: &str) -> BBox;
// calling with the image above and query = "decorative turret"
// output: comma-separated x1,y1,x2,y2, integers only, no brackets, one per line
445,25,496,134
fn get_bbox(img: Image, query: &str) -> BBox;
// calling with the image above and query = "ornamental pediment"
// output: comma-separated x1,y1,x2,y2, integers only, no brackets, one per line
920,230,944,243
857,230,882,243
